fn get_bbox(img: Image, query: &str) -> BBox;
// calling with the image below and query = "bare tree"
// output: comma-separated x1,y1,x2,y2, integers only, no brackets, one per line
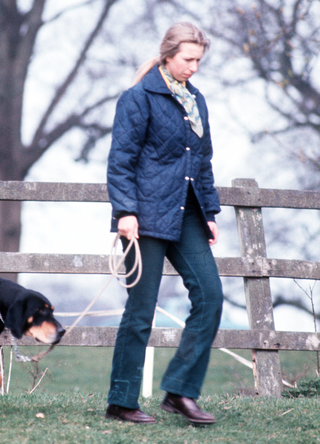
218,1,320,184
0,0,122,257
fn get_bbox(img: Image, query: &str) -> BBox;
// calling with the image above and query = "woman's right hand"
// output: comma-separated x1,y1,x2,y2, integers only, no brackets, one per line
118,215,139,240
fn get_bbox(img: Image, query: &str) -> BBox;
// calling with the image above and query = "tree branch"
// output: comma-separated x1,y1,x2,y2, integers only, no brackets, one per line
30,0,119,154
44,0,97,24
273,293,320,320
225,291,320,321
223,294,247,311
11,0,45,150
21,92,119,174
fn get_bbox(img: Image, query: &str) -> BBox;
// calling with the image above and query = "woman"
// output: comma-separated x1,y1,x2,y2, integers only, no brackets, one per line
106,22,223,425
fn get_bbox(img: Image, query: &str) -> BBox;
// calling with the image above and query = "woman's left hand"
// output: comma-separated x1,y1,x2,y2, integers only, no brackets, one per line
208,221,219,245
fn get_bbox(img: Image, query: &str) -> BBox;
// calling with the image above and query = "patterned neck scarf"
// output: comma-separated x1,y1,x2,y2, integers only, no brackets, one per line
159,65,203,138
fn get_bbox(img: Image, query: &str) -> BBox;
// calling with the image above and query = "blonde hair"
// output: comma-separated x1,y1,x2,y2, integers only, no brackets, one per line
132,22,210,85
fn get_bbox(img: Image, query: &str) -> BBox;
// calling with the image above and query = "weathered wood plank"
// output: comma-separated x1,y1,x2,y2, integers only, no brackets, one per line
1,252,320,279
1,181,320,209
233,178,283,397
242,257,320,279
0,181,109,202
1,327,320,351
213,329,320,351
0,252,114,274
218,185,320,209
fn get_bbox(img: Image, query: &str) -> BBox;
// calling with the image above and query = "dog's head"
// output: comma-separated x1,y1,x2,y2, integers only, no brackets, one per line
5,291,65,344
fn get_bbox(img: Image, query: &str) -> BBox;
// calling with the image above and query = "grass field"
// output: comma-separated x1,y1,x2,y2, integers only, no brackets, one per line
1,392,320,444
0,346,320,443
1,346,318,395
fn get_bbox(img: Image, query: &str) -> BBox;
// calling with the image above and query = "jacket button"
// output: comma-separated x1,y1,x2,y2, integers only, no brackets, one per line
180,206,185,210
185,176,189,180
186,147,190,151
184,116,189,120
190,178,194,181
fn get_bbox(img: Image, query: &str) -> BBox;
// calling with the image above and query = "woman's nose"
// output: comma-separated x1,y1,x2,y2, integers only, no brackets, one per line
189,61,199,73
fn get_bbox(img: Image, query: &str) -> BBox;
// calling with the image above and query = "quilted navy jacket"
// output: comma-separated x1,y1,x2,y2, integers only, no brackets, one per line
107,65,221,242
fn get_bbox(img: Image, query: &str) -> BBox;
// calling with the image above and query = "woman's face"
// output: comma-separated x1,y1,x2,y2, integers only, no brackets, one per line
165,42,205,82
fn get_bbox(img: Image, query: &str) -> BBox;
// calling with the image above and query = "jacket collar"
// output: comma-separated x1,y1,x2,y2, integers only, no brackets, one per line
142,65,199,96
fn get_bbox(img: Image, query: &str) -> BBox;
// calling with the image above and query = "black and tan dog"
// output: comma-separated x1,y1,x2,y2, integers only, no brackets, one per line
0,278,65,345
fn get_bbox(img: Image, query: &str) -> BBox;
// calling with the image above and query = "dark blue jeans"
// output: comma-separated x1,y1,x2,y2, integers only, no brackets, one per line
107,195,223,409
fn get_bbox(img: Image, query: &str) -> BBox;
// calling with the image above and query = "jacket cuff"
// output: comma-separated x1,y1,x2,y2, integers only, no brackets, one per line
206,212,216,223
117,212,138,219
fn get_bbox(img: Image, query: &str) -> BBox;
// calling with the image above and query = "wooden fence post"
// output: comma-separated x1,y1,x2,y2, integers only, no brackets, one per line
232,178,283,397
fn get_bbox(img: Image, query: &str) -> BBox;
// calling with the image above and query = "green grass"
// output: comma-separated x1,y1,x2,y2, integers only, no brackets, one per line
2,346,318,395
0,393,320,443
0,346,319,443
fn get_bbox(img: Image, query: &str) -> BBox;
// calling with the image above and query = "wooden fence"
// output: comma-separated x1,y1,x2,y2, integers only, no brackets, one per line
1,178,320,398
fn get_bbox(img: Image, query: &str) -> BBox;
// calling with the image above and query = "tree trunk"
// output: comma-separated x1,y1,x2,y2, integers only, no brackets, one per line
0,200,21,253
0,200,21,281
0,165,22,280
0,0,44,281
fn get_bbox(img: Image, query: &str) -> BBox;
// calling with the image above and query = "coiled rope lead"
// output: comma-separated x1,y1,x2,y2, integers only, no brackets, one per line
109,233,142,288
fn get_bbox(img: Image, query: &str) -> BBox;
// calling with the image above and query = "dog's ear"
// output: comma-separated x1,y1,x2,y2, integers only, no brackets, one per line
5,299,25,339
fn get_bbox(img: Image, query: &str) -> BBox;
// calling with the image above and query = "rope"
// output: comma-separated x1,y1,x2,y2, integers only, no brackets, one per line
156,306,295,388
109,234,142,288
12,338,56,363
65,234,142,336
11,233,142,361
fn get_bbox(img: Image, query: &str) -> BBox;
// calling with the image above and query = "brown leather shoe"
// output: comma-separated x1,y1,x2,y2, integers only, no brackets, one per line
105,404,155,424
160,393,216,424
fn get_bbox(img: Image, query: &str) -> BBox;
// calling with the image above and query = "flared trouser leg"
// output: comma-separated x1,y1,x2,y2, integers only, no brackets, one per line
107,236,168,409
160,210,223,399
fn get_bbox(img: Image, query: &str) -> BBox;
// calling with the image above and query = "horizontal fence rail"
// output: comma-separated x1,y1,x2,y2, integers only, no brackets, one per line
0,253,320,280
1,180,320,208
1,327,320,351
